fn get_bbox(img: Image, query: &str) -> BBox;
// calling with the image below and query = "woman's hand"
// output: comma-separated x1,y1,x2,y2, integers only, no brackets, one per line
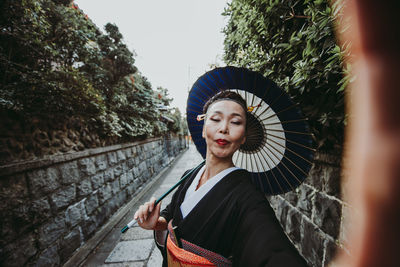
134,197,162,230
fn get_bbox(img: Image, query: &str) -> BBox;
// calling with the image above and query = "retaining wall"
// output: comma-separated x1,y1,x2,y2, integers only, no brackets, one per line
268,152,345,267
0,136,187,266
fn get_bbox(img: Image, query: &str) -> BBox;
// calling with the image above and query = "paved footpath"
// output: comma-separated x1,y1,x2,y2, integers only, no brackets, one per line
81,143,203,267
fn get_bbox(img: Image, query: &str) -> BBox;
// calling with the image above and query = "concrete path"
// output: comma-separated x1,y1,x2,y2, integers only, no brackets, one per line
81,143,203,267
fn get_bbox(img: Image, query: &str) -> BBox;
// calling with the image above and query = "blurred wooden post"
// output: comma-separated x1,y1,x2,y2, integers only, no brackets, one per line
336,1,400,266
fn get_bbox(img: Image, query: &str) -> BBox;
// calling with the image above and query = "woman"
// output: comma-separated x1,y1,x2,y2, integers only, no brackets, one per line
134,91,307,266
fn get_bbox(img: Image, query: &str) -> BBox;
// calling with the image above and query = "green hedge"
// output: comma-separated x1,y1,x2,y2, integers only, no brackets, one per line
0,0,182,140
223,0,348,150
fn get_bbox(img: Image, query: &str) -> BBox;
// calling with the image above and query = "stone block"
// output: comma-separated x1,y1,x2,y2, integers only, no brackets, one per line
134,156,140,166
93,207,107,227
95,154,108,171
282,189,299,207
127,158,135,169
0,173,28,209
77,178,92,197
0,211,16,243
277,199,290,226
59,227,82,263
120,173,128,188
31,196,52,223
313,193,342,239
34,244,59,267
105,239,154,263
305,163,323,191
65,200,86,227
115,190,127,207
113,165,123,178
105,196,118,214
78,157,96,176
111,179,120,195
28,167,61,198
126,183,137,196
138,150,145,161
132,167,139,178
91,173,105,190
59,161,80,184
126,170,134,184
131,146,138,156
107,151,118,166
322,166,341,198
2,233,37,267
39,215,66,249
81,216,97,240
11,203,32,234
121,226,153,241
285,207,302,244
117,150,126,161
85,192,99,215
98,183,112,204
300,219,324,267
296,185,315,219
50,184,76,210
124,147,133,158
103,168,114,182
324,238,339,266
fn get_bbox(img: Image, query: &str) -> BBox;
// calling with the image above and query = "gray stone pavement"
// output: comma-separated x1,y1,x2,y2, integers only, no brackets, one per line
81,143,203,267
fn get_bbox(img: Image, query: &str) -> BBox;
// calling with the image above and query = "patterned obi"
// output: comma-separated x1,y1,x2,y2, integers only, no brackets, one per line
166,221,232,267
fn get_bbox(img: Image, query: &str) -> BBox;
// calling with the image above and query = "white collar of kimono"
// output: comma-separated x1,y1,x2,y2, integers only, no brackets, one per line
180,165,240,219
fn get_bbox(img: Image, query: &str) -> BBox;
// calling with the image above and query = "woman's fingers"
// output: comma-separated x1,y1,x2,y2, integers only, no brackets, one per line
135,197,158,224
149,197,156,213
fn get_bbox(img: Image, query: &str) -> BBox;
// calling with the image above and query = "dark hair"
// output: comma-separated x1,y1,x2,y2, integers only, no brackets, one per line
202,91,247,115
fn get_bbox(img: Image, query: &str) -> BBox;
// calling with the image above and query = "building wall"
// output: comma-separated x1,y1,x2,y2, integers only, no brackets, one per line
268,152,345,267
0,137,187,266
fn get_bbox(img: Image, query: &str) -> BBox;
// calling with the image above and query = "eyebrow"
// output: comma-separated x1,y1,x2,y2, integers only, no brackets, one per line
211,111,244,118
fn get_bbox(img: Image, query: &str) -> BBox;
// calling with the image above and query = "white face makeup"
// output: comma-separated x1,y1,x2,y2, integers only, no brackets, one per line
202,100,246,160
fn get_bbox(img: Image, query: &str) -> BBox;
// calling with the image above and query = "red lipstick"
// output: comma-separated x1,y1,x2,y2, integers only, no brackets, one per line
216,139,229,145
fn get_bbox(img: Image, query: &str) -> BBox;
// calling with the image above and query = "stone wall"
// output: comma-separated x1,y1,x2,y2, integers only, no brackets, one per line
268,152,345,267
0,137,187,266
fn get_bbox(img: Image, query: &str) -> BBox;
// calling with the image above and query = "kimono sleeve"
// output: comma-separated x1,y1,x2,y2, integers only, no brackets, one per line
232,190,308,267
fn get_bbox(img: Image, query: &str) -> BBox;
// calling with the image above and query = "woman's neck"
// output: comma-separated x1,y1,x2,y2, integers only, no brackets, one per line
202,154,234,183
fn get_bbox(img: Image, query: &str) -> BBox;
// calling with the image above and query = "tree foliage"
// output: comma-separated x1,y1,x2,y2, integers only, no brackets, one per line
223,0,348,150
0,0,179,141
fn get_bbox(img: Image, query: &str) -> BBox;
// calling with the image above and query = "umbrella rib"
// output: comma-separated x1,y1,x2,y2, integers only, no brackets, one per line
202,73,221,96
263,118,308,126
254,150,274,194
250,152,266,193
240,150,246,171
191,88,212,105
191,85,213,104
256,90,285,118
267,137,314,165
260,103,299,122
268,140,308,178
267,132,316,152
267,128,313,136
265,140,305,183
261,145,295,191
258,146,284,193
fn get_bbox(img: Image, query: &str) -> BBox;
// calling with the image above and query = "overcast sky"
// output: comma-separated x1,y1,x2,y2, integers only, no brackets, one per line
75,0,230,114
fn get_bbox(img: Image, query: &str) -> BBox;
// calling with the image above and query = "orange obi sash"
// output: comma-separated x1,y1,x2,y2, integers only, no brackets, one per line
166,221,232,267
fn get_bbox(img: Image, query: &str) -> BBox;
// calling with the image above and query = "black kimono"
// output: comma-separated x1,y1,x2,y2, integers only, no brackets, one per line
159,167,308,267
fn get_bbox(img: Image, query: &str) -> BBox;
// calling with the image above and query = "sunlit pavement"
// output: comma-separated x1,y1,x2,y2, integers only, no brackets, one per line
82,143,203,267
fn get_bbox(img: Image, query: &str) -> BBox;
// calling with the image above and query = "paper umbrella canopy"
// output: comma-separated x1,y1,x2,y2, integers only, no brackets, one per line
186,66,315,195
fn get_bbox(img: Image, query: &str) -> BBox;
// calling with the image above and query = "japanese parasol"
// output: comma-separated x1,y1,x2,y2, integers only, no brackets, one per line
187,66,315,195
121,66,315,233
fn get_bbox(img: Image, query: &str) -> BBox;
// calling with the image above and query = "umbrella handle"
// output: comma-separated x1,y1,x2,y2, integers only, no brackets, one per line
121,160,205,233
